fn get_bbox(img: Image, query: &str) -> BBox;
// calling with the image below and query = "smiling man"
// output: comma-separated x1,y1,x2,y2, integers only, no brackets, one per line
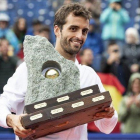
0,3,118,140
54,12,89,59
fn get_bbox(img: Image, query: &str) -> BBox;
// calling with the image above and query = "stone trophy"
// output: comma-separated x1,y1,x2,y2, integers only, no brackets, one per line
20,35,112,140
23,35,80,106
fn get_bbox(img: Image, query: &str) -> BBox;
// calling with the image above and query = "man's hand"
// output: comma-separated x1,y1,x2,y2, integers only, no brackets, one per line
6,114,35,138
107,53,119,65
93,107,115,120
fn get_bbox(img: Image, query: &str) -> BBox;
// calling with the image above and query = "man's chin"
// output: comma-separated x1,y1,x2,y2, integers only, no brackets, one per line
73,44,82,50
68,44,82,54
68,49,80,55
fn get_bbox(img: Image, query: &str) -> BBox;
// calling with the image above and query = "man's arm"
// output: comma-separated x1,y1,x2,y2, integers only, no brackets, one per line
0,62,35,138
91,69,118,134
6,114,35,138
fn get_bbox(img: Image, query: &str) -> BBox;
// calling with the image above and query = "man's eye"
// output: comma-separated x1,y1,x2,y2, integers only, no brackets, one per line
83,30,88,35
70,27,76,31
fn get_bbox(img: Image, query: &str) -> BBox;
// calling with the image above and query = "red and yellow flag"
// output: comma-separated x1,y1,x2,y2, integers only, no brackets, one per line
97,73,125,112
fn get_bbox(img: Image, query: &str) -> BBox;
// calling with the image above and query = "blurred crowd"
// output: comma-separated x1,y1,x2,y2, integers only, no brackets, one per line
0,0,140,134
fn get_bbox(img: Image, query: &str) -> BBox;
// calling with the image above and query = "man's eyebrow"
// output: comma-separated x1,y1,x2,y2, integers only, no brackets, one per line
69,25,89,30
69,25,79,28
83,28,89,31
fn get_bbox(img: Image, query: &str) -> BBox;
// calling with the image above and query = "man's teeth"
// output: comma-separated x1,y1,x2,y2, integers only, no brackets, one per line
72,41,81,44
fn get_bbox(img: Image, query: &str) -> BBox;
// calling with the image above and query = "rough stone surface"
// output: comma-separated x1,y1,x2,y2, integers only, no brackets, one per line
23,35,80,105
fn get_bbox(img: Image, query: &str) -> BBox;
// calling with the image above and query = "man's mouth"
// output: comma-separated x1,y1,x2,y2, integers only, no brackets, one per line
70,38,83,47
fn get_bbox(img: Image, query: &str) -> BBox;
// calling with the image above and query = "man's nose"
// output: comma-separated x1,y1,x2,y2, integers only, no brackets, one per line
76,31,84,40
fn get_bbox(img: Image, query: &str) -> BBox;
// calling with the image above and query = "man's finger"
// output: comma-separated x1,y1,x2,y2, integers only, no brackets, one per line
14,127,29,138
96,112,107,116
15,128,34,138
18,127,33,134
106,110,114,116
105,107,114,111
105,113,114,118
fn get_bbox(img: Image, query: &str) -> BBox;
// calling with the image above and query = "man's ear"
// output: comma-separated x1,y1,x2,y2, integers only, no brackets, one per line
54,25,61,37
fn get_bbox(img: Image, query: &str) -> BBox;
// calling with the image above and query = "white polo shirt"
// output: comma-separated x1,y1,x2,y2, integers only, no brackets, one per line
0,61,118,140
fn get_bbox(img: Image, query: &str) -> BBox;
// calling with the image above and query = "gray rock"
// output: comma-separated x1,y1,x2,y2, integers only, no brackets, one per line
23,35,80,105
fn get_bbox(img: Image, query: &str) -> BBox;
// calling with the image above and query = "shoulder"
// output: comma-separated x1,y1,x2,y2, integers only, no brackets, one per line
78,64,99,82
78,64,96,75
6,28,13,33
17,61,27,68
15,62,27,74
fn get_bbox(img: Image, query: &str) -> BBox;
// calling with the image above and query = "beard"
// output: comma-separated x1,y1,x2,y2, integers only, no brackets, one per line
60,33,83,55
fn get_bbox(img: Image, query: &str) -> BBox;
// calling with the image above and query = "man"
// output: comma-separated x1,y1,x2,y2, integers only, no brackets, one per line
100,0,130,51
101,41,131,91
0,3,118,140
80,48,94,67
0,38,19,94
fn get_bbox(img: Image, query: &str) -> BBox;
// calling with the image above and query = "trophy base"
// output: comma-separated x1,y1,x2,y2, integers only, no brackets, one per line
21,91,112,140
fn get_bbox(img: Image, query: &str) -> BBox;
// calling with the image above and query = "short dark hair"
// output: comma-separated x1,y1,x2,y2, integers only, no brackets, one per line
32,19,42,26
54,3,92,30
39,25,50,33
108,40,117,47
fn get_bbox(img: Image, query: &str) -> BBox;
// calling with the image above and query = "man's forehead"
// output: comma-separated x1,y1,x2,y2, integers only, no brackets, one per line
65,13,89,28
109,45,119,50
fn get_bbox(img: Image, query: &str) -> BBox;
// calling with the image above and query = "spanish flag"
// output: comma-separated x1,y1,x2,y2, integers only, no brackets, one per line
97,73,125,112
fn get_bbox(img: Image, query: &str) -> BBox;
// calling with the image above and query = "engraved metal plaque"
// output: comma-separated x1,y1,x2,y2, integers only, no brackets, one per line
81,89,93,96
51,107,64,115
30,113,43,121
34,102,47,109
57,96,70,103
92,95,105,102
72,101,84,108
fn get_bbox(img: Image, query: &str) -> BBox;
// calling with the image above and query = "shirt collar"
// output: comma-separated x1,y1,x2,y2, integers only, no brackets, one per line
75,59,79,67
